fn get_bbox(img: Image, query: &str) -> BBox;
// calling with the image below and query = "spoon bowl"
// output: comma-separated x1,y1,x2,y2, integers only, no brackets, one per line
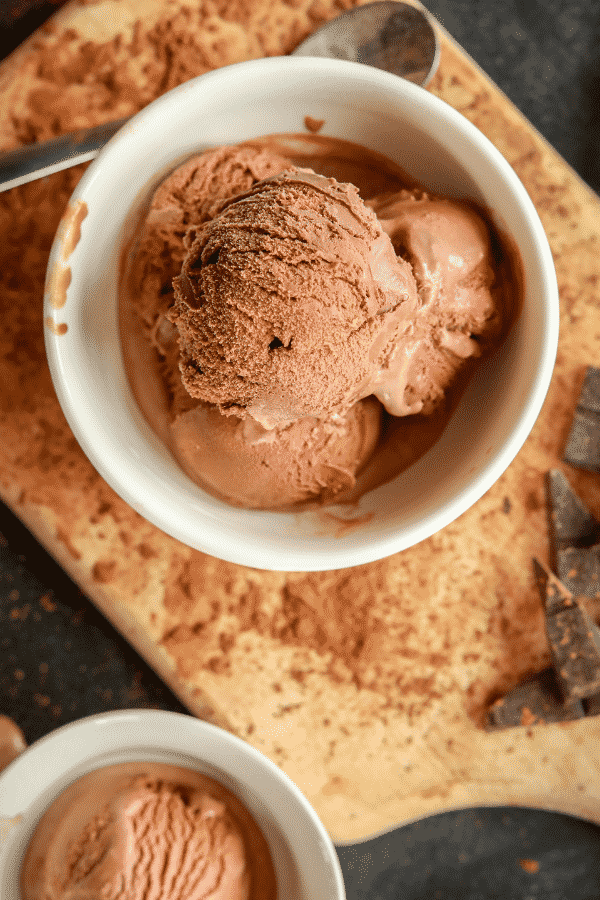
291,0,440,86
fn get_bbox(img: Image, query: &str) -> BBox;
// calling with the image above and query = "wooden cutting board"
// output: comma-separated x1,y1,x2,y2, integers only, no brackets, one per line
1,0,600,844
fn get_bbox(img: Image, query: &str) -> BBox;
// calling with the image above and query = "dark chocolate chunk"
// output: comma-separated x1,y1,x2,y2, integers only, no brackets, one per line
532,557,571,613
563,366,600,473
545,470,600,594
532,557,600,699
578,366,600,413
545,469,600,555
558,545,600,599
545,598,600,700
486,669,585,730
583,693,600,717
564,410,600,473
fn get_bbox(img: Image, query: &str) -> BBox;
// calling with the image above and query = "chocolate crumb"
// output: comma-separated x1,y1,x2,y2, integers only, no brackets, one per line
39,593,56,612
519,859,540,874
520,707,537,727
304,114,325,133
92,560,118,583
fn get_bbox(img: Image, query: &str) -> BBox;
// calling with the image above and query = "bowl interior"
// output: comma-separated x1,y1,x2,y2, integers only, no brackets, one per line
44,57,558,571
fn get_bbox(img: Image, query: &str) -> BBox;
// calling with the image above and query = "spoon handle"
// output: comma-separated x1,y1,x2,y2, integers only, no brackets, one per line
0,117,130,193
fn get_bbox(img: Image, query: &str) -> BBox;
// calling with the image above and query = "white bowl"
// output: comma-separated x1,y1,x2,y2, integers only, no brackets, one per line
44,56,558,571
0,710,345,899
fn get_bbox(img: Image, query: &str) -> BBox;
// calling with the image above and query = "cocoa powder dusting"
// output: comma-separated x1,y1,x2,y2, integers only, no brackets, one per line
1,0,359,150
159,547,495,718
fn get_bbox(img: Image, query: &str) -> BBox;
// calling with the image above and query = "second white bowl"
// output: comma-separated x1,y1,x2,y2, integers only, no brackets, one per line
0,710,345,899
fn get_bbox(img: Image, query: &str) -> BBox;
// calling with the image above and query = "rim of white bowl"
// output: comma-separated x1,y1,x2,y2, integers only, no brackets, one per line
44,56,559,572
0,709,346,900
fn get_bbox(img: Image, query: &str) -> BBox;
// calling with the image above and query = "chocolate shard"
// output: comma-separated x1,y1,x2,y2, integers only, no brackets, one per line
578,366,600,413
532,557,572,614
532,558,600,699
545,600,600,701
486,668,584,730
558,545,600,599
545,470,600,595
583,693,600,717
545,469,600,554
564,410,600,473
563,366,600,473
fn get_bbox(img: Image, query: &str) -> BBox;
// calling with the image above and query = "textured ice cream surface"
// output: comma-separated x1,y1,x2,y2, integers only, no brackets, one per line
122,146,387,508
20,762,277,900
127,144,292,346
170,396,382,509
171,168,419,428
369,190,503,415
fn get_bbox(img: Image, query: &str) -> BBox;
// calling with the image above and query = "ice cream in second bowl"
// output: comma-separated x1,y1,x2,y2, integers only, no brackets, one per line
20,761,277,900
120,136,516,511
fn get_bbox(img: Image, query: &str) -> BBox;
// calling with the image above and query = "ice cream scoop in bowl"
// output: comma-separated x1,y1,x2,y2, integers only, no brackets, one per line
0,710,345,899
44,56,558,572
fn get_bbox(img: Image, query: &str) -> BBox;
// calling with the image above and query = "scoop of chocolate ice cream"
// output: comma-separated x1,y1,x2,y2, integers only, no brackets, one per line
121,140,507,511
369,190,503,415
20,762,277,900
171,169,419,428
170,396,382,509
128,144,292,341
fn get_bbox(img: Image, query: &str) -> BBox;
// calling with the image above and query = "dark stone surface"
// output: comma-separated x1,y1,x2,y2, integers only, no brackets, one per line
426,0,600,194
2,2,600,897
0,501,188,748
338,806,600,900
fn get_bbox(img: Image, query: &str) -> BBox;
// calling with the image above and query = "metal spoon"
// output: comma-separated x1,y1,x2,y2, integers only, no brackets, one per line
0,1,439,193
293,1,439,85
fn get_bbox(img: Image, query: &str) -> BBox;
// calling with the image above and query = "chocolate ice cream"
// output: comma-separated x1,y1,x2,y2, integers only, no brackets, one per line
369,189,503,415
126,144,292,355
171,397,382,509
20,761,277,900
172,168,418,427
120,136,513,510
